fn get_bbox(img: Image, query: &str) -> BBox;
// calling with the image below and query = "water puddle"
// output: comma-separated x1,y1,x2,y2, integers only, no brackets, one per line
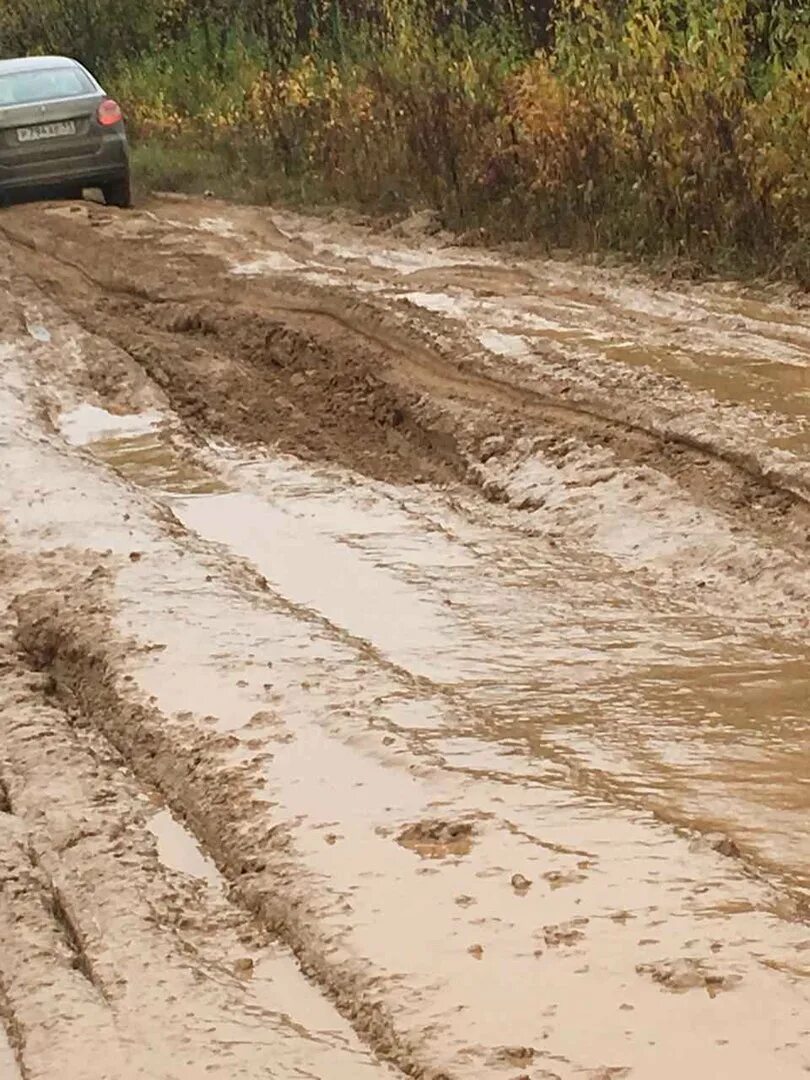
0,1028,20,1080
57,405,225,494
367,249,470,273
85,431,225,494
146,808,223,888
47,403,810,895
170,489,461,668
231,252,307,275
477,329,531,358
46,438,802,1077
346,250,810,455
58,404,163,446
604,340,810,445
403,290,475,316
26,321,51,343
157,455,810,891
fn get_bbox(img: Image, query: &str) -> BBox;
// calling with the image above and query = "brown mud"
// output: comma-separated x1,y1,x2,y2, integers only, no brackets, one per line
0,195,808,1079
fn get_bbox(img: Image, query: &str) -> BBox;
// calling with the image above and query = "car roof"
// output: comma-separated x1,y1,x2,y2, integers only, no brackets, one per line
0,56,81,76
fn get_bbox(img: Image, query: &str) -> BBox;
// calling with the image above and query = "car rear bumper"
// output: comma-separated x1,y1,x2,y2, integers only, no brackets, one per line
0,132,128,192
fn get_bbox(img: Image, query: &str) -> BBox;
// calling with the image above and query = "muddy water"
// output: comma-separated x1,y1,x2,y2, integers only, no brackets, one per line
57,405,226,494
404,258,809,450
56,405,810,893
0,1014,21,1079
79,519,810,1079
219,203,810,453
175,463,810,892
2,199,810,1079
147,807,225,887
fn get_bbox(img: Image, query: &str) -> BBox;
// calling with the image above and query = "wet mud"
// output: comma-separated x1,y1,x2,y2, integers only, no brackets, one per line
0,196,808,1079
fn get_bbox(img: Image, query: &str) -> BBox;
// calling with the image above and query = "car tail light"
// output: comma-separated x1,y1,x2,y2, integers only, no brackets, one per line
97,98,123,126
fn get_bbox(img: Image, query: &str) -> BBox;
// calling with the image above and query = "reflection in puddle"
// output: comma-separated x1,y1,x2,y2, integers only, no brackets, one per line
231,252,306,275
26,321,51,343
0,1027,20,1080
57,405,225,494
146,808,223,888
58,403,163,446
163,457,810,890
87,431,225,494
171,489,461,671
477,329,530,358
68,429,803,890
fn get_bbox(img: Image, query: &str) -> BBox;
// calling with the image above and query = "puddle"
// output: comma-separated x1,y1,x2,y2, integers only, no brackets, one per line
170,489,461,670
390,262,810,453
26,321,51,343
84,431,225,494
231,252,306,275
57,406,225,494
161,457,810,891
403,290,474,316
197,216,239,238
478,329,531,358
58,404,163,446
146,808,223,888
46,399,810,896
0,1028,20,1080
18,426,800,1079
7,201,810,1080
368,249,469,273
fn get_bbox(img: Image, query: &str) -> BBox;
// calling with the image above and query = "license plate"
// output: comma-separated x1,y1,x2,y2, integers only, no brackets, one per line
17,120,76,143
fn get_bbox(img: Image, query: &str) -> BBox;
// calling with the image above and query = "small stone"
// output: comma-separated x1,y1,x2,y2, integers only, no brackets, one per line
511,873,532,894
712,836,742,859
129,551,142,562
468,944,484,959
497,1046,534,1065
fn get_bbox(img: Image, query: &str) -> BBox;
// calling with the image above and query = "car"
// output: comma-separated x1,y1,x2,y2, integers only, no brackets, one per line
0,55,131,208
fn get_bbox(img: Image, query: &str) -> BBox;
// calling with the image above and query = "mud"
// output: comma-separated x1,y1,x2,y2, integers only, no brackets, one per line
0,195,808,1079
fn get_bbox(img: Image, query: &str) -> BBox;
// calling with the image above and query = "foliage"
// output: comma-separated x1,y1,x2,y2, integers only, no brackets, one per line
2,0,808,278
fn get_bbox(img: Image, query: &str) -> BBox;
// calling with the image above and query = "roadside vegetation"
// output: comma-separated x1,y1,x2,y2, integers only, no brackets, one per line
2,1,808,279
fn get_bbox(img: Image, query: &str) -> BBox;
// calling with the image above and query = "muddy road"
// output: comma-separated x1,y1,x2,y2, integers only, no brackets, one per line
0,195,808,1079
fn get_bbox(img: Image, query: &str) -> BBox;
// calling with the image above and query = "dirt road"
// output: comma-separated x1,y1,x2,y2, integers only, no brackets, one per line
0,195,808,1080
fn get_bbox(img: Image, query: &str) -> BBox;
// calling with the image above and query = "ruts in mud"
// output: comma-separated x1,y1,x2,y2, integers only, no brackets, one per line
0,196,808,1080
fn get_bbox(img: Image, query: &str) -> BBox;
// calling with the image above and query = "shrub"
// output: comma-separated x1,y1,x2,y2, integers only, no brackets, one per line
4,0,808,278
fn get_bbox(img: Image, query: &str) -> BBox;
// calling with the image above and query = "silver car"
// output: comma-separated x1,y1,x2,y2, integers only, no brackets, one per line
0,55,131,207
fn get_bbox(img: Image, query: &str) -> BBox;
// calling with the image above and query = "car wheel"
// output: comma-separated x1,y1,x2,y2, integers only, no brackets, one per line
102,173,133,209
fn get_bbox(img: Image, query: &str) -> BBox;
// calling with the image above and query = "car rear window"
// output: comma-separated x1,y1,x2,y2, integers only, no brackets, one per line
0,67,94,106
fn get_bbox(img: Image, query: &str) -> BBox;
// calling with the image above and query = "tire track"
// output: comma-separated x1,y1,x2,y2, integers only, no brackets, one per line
0,604,403,1080
3,207,809,551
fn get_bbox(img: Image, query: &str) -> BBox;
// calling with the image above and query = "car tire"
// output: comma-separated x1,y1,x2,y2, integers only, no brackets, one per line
102,173,132,209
